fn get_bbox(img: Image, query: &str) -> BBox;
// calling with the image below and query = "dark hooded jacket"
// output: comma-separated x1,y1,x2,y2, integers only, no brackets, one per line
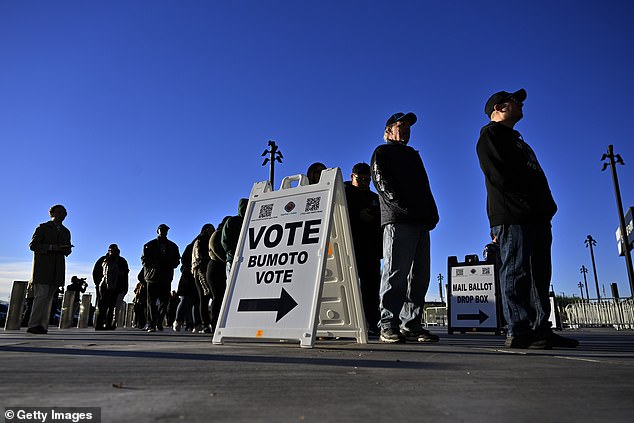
221,198,249,265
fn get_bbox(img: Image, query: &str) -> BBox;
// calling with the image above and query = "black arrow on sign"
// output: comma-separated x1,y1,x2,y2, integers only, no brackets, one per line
237,288,298,322
457,309,489,324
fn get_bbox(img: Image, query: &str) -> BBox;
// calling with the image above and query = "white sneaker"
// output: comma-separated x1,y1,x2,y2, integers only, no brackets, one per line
172,321,183,332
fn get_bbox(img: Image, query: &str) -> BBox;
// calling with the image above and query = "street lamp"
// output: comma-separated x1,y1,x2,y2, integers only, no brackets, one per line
261,140,283,189
601,145,634,299
584,235,601,303
437,273,444,305
580,265,590,302
577,282,585,302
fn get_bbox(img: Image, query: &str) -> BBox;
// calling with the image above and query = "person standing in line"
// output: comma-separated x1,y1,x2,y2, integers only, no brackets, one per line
141,224,180,332
207,216,230,332
221,198,249,278
27,205,73,335
92,244,129,330
192,223,215,333
371,112,440,344
476,88,578,349
306,162,326,185
173,240,201,332
344,162,383,335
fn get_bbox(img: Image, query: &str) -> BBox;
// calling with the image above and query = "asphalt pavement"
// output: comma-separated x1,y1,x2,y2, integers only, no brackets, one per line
1,327,633,423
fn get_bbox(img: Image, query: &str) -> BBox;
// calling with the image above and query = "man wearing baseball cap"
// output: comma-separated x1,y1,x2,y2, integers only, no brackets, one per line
477,89,578,349
141,223,180,332
370,112,440,343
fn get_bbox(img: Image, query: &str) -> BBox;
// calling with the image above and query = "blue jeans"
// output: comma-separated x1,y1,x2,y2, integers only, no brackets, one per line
379,223,430,331
492,224,552,337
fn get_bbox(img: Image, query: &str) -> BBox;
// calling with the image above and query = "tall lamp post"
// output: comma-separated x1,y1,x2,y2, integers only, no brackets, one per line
584,235,601,303
601,145,634,299
261,140,283,189
577,282,585,302
437,273,444,305
580,265,590,302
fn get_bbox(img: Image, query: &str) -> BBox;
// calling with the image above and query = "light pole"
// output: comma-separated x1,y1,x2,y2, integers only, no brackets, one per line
261,140,283,189
584,235,601,303
580,265,590,302
437,273,444,305
601,145,634,299
577,282,585,302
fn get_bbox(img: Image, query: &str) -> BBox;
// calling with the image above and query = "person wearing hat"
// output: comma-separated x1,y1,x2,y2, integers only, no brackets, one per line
370,112,440,343
141,224,181,332
92,244,129,330
477,88,578,349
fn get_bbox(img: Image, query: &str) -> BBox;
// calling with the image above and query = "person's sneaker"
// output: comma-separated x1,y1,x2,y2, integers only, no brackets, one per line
157,325,164,332
537,331,579,348
401,328,440,343
504,333,538,349
146,326,157,332
380,328,405,343
202,326,213,334
26,326,47,334
172,321,183,332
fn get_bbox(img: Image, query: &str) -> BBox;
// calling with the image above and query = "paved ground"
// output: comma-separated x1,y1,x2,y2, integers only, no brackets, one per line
1,327,633,423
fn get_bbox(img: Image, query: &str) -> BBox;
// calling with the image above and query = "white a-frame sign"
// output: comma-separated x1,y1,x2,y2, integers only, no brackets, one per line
212,167,367,348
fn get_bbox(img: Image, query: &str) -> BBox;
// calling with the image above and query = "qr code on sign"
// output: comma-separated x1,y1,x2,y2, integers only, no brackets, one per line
482,267,491,275
258,204,273,219
305,197,321,212
456,269,463,276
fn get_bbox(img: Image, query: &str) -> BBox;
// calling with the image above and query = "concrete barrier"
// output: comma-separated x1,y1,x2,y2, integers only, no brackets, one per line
4,281,28,330
59,290,76,329
78,294,92,328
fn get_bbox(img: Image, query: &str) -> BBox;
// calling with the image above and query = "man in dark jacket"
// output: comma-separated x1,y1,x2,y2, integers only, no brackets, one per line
477,88,577,349
142,224,180,332
92,244,129,330
371,112,439,344
221,198,249,278
344,162,382,334
27,204,72,335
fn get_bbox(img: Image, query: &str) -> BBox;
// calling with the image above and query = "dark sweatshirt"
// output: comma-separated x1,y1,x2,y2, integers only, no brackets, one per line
476,121,557,227
371,140,439,230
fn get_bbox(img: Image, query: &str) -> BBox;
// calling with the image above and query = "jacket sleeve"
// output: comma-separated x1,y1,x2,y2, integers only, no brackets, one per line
371,147,407,211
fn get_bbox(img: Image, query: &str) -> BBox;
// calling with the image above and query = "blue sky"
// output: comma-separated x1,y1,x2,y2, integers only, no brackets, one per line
1,0,633,303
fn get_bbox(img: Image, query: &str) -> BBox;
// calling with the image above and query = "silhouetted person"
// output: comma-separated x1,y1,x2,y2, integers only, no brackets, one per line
173,240,201,332
27,204,72,335
142,224,180,332
222,199,249,278
192,223,215,333
93,244,129,330
306,162,326,185
344,162,382,334
207,216,230,332
66,275,87,325
133,270,147,329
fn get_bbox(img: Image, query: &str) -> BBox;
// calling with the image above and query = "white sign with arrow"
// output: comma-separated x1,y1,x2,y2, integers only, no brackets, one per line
448,263,499,332
213,168,366,348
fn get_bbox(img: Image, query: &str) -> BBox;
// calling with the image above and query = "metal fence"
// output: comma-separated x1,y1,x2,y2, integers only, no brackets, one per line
565,299,634,330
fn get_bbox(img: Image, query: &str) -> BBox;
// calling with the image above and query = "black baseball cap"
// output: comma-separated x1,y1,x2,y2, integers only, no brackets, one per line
157,223,170,230
484,89,526,117
385,112,417,128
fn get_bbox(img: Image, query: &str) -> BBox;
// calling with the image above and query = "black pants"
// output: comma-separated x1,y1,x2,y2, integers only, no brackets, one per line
357,258,381,330
207,259,227,331
146,282,170,328
95,288,117,329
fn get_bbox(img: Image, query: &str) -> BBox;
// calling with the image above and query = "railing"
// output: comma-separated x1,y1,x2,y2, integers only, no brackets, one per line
565,299,634,330
424,306,448,326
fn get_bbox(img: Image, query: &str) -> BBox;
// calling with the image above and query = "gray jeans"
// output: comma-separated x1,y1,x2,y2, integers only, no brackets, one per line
379,222,430,331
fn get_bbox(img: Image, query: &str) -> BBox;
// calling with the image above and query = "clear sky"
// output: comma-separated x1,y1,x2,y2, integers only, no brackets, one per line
1,0,633,304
